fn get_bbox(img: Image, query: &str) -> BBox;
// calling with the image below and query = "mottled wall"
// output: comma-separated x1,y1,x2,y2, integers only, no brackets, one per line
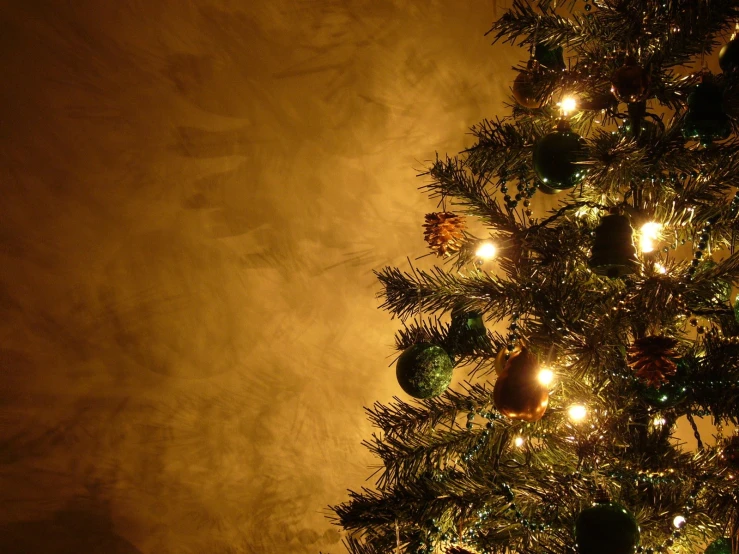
0,2,516,552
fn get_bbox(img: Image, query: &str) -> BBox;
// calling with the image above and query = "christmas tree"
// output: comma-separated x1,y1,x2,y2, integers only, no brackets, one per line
331,1,739,553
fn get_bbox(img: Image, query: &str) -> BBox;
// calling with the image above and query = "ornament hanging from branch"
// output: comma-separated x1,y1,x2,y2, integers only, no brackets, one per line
493,348,549,422
588,213,638,278
682,74,731,146
395,343,454,399
532,118,587,192
627,335,679,388
423,212,466,257
574,495,640,554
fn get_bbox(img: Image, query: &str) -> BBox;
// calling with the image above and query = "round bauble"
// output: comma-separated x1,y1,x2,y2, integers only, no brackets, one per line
637,359,689,408
611,57,650,104
720,435,739,468
493,348,548,422
533,125,587,191
720,37,739,73
705,538,732,554
396,343,454,399
574,501,640,554
512,65,543,109
734,294,739,325
683,79,731,145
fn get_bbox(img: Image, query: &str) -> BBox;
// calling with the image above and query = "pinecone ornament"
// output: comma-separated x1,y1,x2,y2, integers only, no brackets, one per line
423,212,466,257
627,335,679,387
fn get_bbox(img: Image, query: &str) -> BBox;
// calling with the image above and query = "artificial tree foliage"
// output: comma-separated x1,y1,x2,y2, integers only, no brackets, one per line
331,1,739,553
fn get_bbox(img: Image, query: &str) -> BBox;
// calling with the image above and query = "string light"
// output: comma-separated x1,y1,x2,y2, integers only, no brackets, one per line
558,96,578,116
639,221,662,253
653,416,667,427
475,241,497,260
568,404,587,422
673,515,686,529
514,436,525,448
654,262,667,274
537,368,554,386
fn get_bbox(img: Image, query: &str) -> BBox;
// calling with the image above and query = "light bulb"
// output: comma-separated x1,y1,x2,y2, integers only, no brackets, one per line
653,416,667,427
640,221,662,253
654,262,667,274
673,515,686,529
537,368,554,386
475,241,497,260
559,96,577,116
568,404,587,422
514,436,525,448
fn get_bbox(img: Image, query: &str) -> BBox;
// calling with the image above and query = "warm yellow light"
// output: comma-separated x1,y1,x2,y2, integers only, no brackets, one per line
568,404,587,422
640,221,662,253
514,436,525,448
653,416,667,427
475,241,497,260
559,96,577,116
654,262,667,274
673,515,686,529
537,368,555,386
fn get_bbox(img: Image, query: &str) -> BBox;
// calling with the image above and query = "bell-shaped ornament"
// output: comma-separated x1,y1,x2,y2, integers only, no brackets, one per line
588,214,638,278
683,75,731,146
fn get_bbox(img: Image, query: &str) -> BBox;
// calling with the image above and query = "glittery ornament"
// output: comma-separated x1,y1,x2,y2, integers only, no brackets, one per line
720,35,739,73
683,76,731,146
588,214,638,278
423,212,466,257
533,120,587,191
493,348,548,422
628,335,679,388
611,56,650,104
396,343,454,399
705,538,732,554
574,500,640,554
512,60,544,109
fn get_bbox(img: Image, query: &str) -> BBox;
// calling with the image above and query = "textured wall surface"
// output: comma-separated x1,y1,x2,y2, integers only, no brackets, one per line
0,2,516,552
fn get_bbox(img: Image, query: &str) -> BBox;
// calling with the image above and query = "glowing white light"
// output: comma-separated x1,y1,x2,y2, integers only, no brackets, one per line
475,241,497,260
673,515,686,529
514,436,525,448
654,262,667,274
653,417,667,427
568,404,587,422
537,368,555,386
640,221,662,253
559,96,578,116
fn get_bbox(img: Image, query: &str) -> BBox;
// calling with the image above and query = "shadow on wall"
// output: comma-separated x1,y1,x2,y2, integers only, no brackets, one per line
0,503,141,554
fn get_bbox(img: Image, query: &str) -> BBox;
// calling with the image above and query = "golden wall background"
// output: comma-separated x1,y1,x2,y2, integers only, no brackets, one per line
0,1,515,552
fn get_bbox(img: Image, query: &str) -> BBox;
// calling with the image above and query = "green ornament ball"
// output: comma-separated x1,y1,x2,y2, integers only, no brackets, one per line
705,538,732,554
574,502,640,554
533,127,587,191
720,37,739,73
683,80,731,146
637,359,689,409
396,343,453,399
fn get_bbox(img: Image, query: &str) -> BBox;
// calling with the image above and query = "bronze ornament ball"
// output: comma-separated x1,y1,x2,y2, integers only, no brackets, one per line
493,348,548,422
611,57,650,104
720,37,739,73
